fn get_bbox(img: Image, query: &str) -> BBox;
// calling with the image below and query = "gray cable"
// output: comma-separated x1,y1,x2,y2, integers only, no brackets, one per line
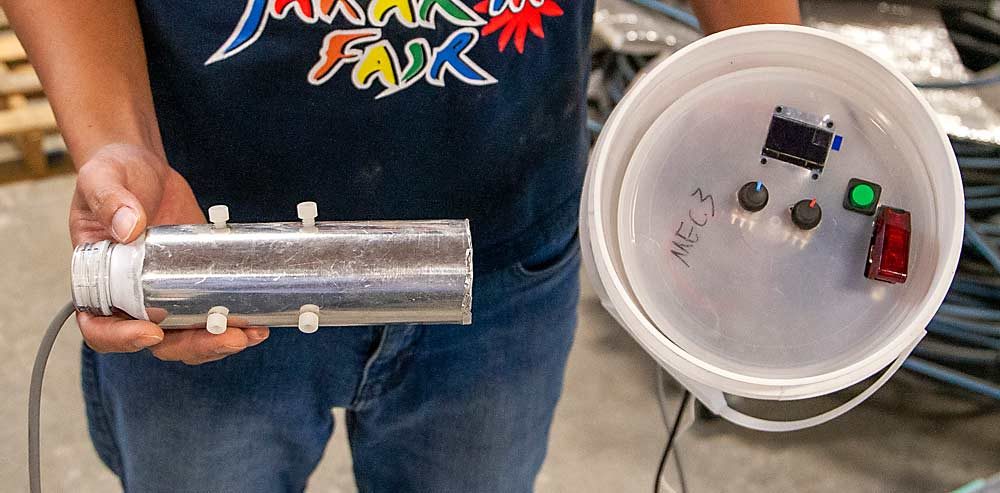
29,301,76,493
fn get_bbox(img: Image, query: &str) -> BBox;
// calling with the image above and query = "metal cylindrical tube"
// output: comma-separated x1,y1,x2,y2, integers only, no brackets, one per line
71,219,473,328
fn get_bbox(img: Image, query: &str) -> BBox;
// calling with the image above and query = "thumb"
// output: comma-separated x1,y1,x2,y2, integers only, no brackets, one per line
75,161,148,243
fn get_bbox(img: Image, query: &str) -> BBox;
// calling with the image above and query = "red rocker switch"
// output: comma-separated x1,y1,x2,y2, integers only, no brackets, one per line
866,206,911,284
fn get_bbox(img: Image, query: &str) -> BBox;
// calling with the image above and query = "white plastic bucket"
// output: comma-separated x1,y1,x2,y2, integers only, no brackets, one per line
581,25,964,431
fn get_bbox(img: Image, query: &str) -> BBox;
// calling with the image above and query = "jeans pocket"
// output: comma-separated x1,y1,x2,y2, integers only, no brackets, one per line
513,229,581,280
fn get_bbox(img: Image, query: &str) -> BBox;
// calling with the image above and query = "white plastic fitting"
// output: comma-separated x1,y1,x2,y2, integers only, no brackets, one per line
297,202,318,228
208,205,230,229
298,304,319,333
206,306,229,335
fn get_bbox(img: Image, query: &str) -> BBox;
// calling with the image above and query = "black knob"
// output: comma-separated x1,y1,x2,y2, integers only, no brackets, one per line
791,199,822,230
738,181,769,212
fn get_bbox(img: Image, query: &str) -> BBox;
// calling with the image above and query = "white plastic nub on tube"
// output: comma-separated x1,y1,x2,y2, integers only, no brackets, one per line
297,202,318,228
298,305,320,334
209,205,229,229
206,306,229,334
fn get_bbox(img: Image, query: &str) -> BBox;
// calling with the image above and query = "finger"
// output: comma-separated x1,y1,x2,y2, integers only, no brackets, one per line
189,354,230,365
77,312,164,353
75,162,147,243
171,329,251,366
151,327,268,364
244,327,270,347
70,189,120,245
149,327,252,365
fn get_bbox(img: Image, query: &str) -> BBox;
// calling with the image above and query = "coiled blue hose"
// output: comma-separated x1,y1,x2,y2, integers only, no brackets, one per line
626,0,700,31
902,357,1000,400
915,73,1000,90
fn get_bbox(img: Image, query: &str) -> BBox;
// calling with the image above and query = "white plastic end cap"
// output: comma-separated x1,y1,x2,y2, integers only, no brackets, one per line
208,205,230,229
297,201,318,228
298,304,319,333
207,306,229,334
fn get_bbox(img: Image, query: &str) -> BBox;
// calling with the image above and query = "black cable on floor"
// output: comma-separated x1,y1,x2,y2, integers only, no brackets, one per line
655,369,688,493
654,388,691,493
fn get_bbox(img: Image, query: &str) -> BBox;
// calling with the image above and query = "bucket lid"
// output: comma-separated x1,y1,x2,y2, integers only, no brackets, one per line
584,25,963,408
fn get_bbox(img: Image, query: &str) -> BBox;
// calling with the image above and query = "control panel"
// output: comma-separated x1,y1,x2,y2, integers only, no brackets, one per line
747,105,912,284
584,24,963,431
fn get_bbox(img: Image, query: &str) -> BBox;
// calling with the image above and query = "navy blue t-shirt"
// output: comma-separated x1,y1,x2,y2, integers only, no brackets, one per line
135,0,593,273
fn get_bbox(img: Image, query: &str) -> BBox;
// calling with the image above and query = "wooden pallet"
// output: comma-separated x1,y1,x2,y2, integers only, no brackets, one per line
0,8,71,184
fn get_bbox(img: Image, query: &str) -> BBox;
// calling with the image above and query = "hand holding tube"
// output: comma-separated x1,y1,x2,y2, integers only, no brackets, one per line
70,144,268,365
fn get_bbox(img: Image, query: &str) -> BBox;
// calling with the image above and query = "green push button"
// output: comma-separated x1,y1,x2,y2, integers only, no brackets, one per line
851,184,876,207
843,178,882,215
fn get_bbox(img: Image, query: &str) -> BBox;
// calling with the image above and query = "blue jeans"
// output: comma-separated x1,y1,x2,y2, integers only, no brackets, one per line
81,229,580,492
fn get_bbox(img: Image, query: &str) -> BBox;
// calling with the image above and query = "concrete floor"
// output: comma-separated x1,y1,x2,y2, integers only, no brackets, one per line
1,175,998,492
